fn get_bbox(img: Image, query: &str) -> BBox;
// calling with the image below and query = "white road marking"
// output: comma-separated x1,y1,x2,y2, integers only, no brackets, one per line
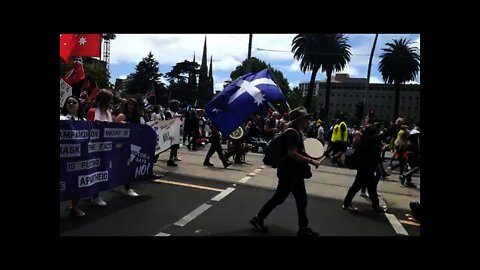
385,213,409,236
174,204,212,227
155,232,170,237
211,187,236,201
239,176,251,183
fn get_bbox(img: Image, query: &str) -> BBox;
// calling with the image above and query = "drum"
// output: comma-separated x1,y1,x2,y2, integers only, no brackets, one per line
304,138,324,159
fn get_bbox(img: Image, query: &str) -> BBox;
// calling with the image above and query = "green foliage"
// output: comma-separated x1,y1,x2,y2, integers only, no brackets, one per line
229,57,291,97
127,52,163,95
286,86,304,109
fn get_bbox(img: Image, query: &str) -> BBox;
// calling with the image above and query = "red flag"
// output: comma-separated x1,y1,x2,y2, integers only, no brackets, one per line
60,34,101,62
63,60,85,86
72,34,101,57
60,34,76,62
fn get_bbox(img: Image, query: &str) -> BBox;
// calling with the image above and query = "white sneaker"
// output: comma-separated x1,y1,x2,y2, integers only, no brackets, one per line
91,196,107,206
125,188,139,197
360,192,369,198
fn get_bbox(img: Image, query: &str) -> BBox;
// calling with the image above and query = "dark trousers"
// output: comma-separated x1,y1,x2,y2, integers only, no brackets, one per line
225,140,243,162
361,164,382,194
188,134,199,150
403,166,420,183
205,137,227,165
257,170,308,228
344,168,380,208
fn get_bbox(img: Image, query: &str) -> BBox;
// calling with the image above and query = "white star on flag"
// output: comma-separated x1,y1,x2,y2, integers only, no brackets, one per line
78,36,87,45
228,77,276,106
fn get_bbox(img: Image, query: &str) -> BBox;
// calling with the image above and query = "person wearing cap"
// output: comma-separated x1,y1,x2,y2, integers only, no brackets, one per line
250,107,321,236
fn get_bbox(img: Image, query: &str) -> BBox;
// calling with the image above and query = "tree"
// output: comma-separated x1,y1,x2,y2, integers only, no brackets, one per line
165,60,199,85
165,60,200,105
291,34,351,118
378,38,420,120
286,86,304,109
127,52,163,95
230,57,291,97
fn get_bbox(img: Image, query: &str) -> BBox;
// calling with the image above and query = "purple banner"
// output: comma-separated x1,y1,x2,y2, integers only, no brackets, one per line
60,120,157,201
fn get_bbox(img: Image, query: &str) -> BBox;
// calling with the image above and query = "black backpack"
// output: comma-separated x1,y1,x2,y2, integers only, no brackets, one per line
263,128,300,168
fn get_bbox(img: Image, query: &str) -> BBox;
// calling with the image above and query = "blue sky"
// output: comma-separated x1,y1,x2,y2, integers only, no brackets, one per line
107,34,420,90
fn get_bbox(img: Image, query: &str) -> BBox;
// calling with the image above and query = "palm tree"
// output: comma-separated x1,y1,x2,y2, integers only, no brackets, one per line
379,38,420,120
291,34,351,119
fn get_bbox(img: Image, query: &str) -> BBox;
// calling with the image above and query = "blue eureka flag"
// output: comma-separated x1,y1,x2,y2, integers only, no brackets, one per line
205,69,285,136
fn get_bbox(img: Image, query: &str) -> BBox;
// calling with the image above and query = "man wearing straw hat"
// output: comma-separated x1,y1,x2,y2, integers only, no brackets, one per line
250,107,321,236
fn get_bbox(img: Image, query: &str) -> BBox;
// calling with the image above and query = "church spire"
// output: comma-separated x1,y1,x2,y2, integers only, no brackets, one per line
209,55,213,78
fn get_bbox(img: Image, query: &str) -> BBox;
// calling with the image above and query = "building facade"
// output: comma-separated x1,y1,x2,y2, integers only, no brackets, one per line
298,74,420,123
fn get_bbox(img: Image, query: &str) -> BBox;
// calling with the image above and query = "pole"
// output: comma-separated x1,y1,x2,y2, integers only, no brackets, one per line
363,34,378,125
246,33,253,74
266,65,291,112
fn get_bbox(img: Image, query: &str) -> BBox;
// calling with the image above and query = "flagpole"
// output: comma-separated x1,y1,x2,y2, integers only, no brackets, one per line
266,66,291,112
246,34,253,74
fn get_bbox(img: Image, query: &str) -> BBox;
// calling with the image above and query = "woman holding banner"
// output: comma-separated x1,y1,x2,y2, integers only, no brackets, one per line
60,95,86,217
114,98,141,197
86,89,114,206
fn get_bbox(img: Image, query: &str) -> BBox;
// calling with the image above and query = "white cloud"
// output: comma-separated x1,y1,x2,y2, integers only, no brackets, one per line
413,36,420,50
119,75,127,79
213,57,242,71
253,34,297,61
289,81,300,89
369,76,384,83
288,61,301,72
405,80,420,84
337,65,360,77
213,75,230,91
111,34,250,67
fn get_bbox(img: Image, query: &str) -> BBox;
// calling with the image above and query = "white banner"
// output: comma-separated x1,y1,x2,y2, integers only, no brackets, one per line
60,78,72,108
147,118,182,155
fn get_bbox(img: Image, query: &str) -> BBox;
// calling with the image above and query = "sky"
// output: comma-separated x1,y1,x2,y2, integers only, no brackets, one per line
107,34,420,90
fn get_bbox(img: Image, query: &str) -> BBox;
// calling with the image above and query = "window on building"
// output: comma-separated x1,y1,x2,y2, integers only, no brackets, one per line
402,96,406,100
382,96,385,99
375,95,378,99
388,96,392,99
356,95,359,98
344,94,347,97
409,96,412,100
416,97,419,100
350,95,353,98
369,95,372,98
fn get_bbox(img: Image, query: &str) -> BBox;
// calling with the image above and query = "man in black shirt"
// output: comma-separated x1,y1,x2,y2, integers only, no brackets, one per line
250,107,321,236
